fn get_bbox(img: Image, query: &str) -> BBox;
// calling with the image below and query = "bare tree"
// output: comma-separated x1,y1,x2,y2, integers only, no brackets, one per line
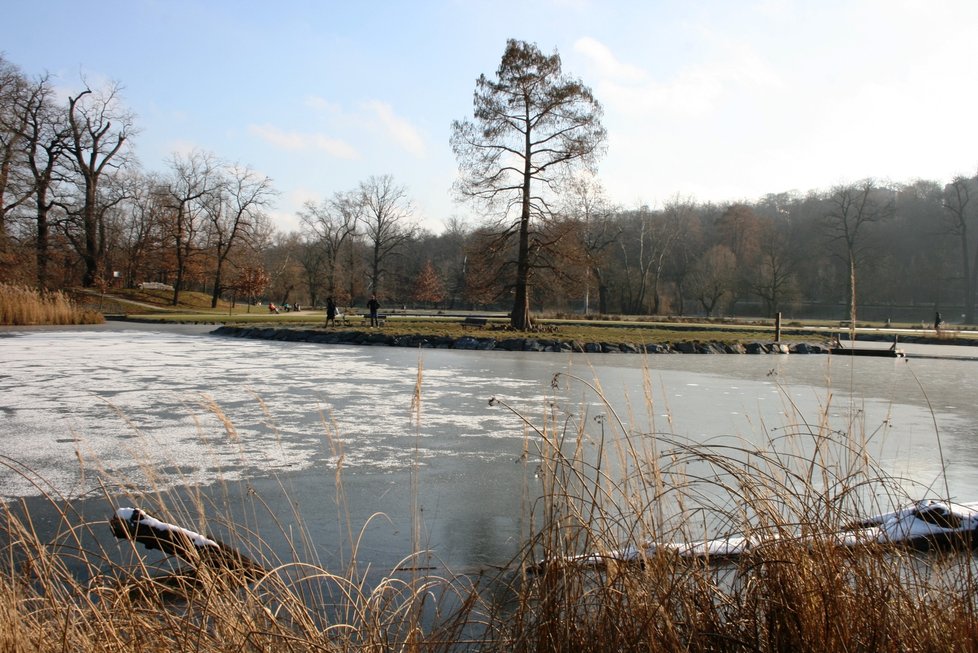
358,174,415,298
117,172,167,288
664,207,704,316
294,235,328,308
943,174,978,323
462,226,507,307
451,39,606,329
0,56,32,237
265,231,304,306
823,179,895,336
92,170,140,288
617,199,691,315
298,188,360,301
162,150,219,305
617,208,657,314
715,203,763,305
19,74,71,288
65,83,134,286
435,216,471,309
562,175,617,314
751,219,798,315
204,164,275,308
688,244,737,317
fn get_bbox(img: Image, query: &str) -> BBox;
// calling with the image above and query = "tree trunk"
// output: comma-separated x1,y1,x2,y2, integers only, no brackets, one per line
511,211,532,330
210,263,223,308
347,241,356,304
172,253,184,307
81,184,99,286
849,251,857,342
511,127,533,331
172,213,186,306
34,188,50,288
966,233,977,324
594,267,608,315
371,241,381,296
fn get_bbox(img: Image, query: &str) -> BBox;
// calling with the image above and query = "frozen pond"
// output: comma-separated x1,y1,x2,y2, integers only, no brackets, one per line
2,324,977,572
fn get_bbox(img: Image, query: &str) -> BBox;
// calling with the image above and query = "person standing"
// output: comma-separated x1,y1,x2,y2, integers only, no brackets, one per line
325,297,337,327
367,294,380,327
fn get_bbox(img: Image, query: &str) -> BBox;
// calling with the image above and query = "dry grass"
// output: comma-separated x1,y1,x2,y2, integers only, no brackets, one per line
486,372,978,652
0,473,482,652
1,367,977,651
0,284,104,326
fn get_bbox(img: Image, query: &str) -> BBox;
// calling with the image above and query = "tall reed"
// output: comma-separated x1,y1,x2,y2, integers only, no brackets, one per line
484,370,978,652
0,284,103,326
1,364,976,651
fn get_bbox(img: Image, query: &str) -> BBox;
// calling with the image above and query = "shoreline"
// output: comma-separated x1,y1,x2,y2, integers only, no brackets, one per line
209,324,828,355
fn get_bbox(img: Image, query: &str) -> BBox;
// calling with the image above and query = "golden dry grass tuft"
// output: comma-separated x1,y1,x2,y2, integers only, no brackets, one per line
0,284,104,326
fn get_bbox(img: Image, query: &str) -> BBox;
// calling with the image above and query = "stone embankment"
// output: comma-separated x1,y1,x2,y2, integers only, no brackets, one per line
210,325,829,355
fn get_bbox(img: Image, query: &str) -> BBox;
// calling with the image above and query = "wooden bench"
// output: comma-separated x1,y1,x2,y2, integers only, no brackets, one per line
462,316,488,329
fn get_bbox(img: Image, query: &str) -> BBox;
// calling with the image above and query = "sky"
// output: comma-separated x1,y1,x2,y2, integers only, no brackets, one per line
6,0,978,234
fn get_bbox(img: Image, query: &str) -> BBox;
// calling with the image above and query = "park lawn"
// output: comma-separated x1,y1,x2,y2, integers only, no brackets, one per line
126,310,817,347
77,288,830,345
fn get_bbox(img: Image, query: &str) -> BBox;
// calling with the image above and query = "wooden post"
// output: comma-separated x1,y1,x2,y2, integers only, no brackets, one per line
775,312,782,343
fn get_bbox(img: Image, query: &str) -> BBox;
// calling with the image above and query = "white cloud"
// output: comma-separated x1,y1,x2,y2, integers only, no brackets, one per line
248,124,360,160
597,67,722,119
573,37,646,82
362,100,426,158
269,207,301,233
580,34,780,121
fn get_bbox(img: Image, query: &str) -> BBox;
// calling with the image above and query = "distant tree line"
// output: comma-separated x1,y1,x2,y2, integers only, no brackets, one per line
2,52,976,323
272,174,977,325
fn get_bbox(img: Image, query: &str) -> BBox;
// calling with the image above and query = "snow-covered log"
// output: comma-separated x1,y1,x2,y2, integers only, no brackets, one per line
549,499,978,568
110,507,264,580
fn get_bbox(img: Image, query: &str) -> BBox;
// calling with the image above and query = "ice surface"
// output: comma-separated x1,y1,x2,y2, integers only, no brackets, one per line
0,329,541,498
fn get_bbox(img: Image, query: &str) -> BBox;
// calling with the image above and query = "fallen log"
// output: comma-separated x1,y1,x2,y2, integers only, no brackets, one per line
541,498,978,570
110,507,265,582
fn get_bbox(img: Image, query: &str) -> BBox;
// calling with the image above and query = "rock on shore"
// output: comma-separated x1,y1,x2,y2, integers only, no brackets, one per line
210,325,828,355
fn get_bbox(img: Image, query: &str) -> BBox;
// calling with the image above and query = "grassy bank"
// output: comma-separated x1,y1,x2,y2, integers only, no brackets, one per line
0,284,104,326
74,288,978,348
1,368,975,651
78,289,813,347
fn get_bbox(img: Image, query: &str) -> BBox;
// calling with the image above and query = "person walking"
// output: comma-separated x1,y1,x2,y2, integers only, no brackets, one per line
367,294,380,327
325,297,337,327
